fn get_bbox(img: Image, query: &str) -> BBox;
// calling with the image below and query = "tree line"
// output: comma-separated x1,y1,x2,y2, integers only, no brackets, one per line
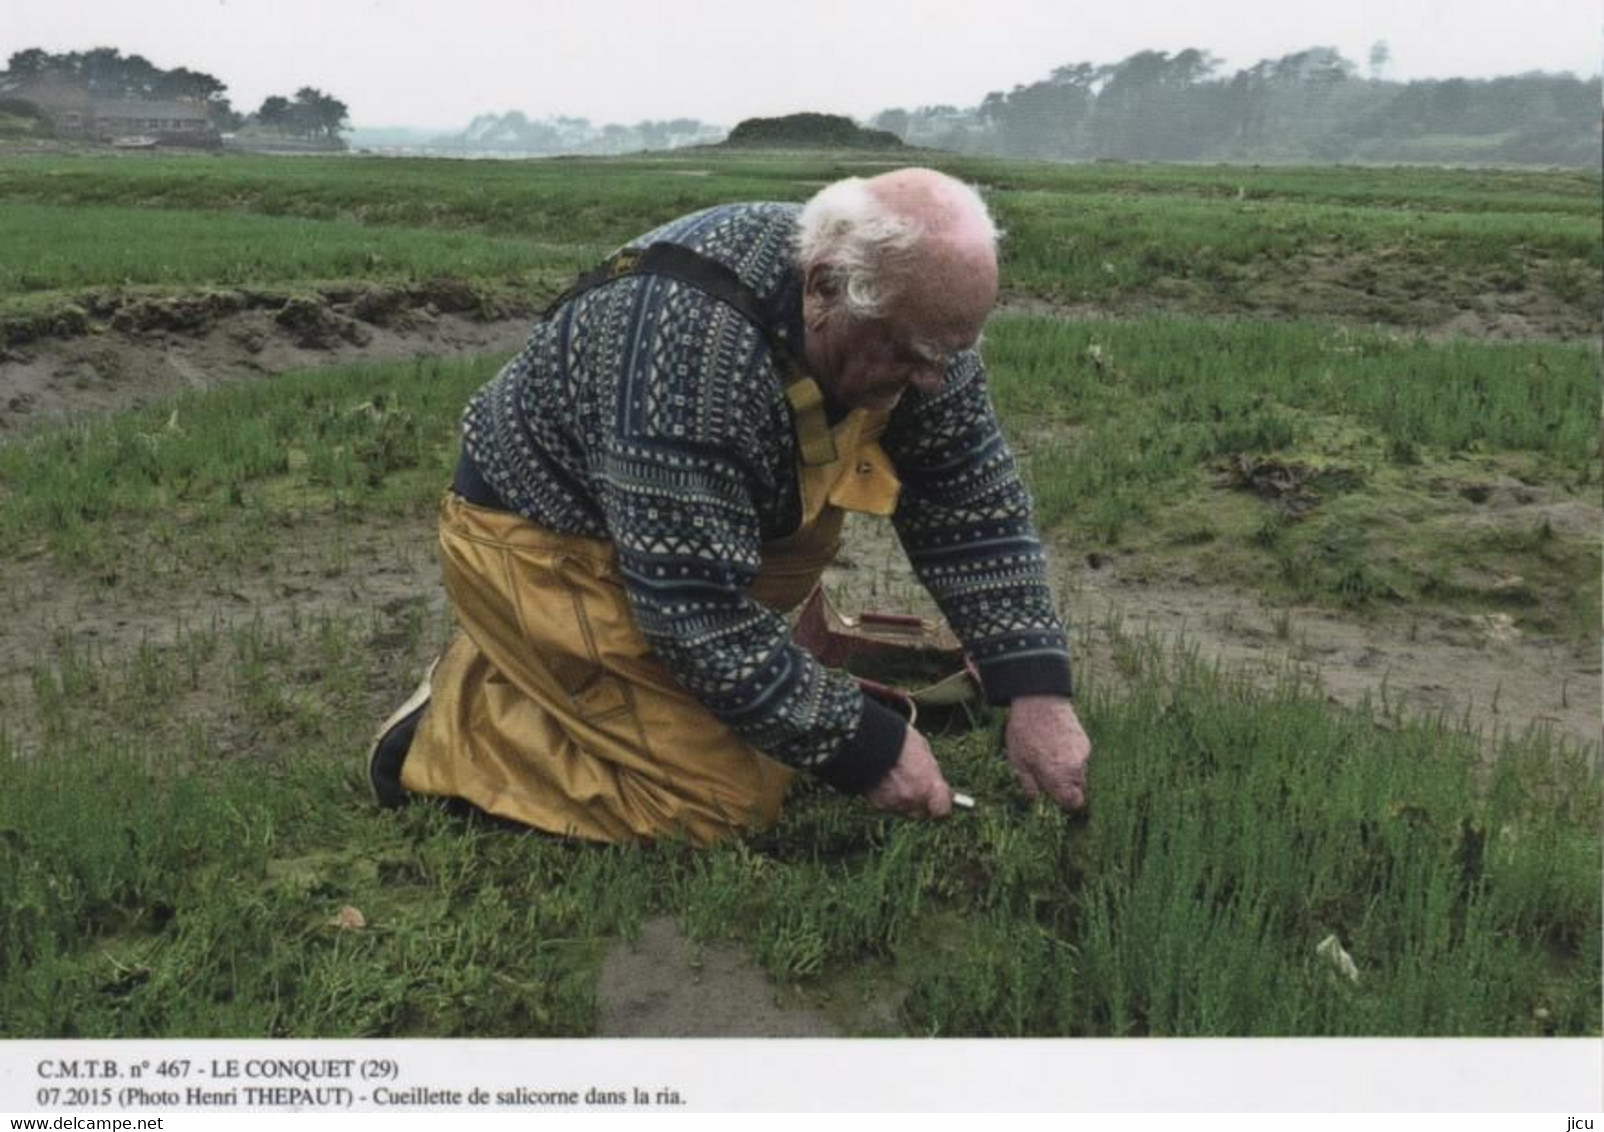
251,88,350,143
429,111,724,155
3,48,350,142
873,46,1601,167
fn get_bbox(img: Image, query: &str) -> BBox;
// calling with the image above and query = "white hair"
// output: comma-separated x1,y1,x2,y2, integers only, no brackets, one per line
793,174,1000,319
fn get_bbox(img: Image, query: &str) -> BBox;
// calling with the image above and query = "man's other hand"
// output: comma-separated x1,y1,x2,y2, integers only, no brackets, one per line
1005,695,1091,812
863,726,954,819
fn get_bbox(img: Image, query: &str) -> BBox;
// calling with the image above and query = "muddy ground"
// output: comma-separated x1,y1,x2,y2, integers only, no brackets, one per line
0,283,537,433
0,292,1598,1036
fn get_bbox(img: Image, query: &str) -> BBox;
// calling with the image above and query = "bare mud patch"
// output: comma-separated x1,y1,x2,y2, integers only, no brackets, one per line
825,513,1601,754
0,286,536,433
1000,259,1598,343
597,917,840,1037
0,511,452,759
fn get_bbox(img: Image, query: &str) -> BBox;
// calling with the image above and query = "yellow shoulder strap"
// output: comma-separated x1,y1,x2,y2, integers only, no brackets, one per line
784,374,837,466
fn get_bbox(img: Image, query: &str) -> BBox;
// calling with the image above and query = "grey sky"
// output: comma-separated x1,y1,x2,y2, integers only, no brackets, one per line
6,0,1599,129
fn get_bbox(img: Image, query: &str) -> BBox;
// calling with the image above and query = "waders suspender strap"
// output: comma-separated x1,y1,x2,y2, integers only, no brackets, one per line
544,242,837,465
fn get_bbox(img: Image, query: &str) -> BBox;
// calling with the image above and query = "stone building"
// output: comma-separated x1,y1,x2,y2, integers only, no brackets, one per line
0,74,218,145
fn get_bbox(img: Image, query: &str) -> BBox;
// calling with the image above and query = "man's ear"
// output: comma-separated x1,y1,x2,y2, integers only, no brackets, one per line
804,262,838,301
802,263,840,331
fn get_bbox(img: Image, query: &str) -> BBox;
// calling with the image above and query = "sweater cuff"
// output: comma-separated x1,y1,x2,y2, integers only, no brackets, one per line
811,695,906,794
977,653,1074,705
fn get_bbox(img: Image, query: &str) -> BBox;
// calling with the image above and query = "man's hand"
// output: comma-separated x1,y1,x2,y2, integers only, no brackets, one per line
1005,695,1091,812
863,726,954,819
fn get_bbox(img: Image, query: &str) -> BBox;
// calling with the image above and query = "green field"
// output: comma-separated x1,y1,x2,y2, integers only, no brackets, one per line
2,153,1598,330
0,149,1598,1038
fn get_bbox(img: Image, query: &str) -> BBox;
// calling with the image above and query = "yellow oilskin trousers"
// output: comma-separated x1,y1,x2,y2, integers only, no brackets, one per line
400,406,900,845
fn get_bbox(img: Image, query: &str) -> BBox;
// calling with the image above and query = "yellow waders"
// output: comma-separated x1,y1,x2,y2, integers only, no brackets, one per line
399,407,900,845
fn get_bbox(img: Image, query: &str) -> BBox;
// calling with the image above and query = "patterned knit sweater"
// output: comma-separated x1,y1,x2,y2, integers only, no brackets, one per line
459,202,1071,793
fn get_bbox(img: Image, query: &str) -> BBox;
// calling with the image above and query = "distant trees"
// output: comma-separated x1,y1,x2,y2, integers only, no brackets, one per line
5,49,50,79
156,66,227,103
1367,41,1392,81
297,87,348,140
968,52,1227,160
638,118,705,150
723,113,903,149
1336,70,1601,165
435,112,723,154
4,46,235,126
869,108,910,138
0,46,335,138
209,99,246,132
872,45,1601,167
244,86,349,144
979,66,1095,159
256,96,293,131
1090,48,1222,159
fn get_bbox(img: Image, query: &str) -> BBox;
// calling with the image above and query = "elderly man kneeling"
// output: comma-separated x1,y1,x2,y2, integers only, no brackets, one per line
368,167,1092,844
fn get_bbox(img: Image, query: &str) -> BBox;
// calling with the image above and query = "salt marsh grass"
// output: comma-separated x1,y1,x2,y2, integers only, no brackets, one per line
4,318,1592,552
0,203,574,294
2,154,1597,327
1,602,1595,1037
0,343,1597,1038
0,150,1596,1038
0,357,489,565
992,190,1602,305
986,315,1598,633
989,315,1598,484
